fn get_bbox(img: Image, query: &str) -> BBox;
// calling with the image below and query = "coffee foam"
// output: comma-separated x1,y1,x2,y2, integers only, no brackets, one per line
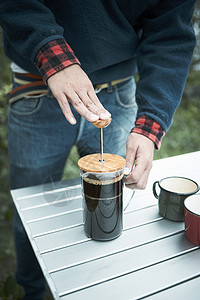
83,173,123,185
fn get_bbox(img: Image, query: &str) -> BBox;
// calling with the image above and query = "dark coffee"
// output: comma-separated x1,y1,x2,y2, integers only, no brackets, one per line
83,175,123,241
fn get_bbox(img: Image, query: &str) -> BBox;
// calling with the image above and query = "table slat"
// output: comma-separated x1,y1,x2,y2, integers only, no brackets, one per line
50,233,198,296
147,275,200,300
18,188,82,210
61,249,200,300
34,205,161,251
42,219,184,269
29,210,83,237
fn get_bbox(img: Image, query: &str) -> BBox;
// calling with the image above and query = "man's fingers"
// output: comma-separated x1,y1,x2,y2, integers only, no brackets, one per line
56,93,77,125
124,132,154,190
125,163,149,190
125,168,150,190
87,89,111,120
124,135,136,177
78,91,110,120
125,153,153,189
64,90,101,122
124,166,131,176
125,155,145,184
57,90,102,123
47,64,111,123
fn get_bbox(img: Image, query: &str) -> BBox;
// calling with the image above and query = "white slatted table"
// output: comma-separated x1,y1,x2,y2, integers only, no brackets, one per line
11,151,200,300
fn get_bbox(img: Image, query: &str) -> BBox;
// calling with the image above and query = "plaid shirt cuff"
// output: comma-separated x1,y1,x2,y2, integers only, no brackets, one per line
34,38,80,83
131,115,165,150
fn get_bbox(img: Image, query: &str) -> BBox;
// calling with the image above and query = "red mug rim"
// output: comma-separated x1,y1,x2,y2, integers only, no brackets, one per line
184,194,200,217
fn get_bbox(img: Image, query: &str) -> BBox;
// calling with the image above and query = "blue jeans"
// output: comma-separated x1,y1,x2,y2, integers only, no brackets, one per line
8,77,137,299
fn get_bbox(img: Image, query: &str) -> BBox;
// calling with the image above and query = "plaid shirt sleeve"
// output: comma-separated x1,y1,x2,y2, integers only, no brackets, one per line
34,38,80,83
131,115,165,150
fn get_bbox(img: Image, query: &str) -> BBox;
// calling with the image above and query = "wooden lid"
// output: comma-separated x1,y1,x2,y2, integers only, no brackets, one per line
78,153,126,173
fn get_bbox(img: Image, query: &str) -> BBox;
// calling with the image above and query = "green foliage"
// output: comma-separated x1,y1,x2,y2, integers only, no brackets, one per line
154,89,200,160
63,146,80,179
0,29,11,223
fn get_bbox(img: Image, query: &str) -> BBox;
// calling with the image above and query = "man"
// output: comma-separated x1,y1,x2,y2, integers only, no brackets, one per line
0,0,196,299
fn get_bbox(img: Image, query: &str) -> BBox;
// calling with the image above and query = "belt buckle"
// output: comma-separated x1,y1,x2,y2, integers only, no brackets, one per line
94,87,102,94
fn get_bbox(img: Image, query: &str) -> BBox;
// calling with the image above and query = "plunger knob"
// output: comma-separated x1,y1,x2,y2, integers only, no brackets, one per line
92,117,112,128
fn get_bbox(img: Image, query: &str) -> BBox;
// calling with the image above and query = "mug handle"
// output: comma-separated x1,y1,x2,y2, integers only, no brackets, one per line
153,181,159,199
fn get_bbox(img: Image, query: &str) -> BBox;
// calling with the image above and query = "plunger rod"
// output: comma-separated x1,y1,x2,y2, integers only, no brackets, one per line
100,127,104,162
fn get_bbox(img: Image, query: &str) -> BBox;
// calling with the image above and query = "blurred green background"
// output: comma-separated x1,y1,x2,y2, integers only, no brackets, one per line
1,4,200,299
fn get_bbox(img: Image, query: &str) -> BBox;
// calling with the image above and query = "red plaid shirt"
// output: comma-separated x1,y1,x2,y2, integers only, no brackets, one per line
35,38,165,149
35,39,81,83
132,115,165,149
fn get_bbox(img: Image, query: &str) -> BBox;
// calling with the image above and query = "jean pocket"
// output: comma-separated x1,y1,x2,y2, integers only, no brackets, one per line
9,96,44,116
115,77,137,109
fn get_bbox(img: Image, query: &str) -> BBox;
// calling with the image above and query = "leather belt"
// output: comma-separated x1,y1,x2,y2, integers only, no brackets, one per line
7,73,47,104
94,77,130,92
8,73,130,104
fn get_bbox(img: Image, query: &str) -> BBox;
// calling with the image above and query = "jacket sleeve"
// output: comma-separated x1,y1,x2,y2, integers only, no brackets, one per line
135,0,196,133
0,0,68,62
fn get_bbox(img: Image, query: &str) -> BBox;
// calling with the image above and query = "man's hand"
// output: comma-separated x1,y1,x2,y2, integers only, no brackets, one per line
124,132,154,189
47,64,111,124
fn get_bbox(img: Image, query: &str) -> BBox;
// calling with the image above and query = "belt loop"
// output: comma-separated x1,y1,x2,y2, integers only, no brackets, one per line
47,86,54,98
11,72,14,84
107,82,113,93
